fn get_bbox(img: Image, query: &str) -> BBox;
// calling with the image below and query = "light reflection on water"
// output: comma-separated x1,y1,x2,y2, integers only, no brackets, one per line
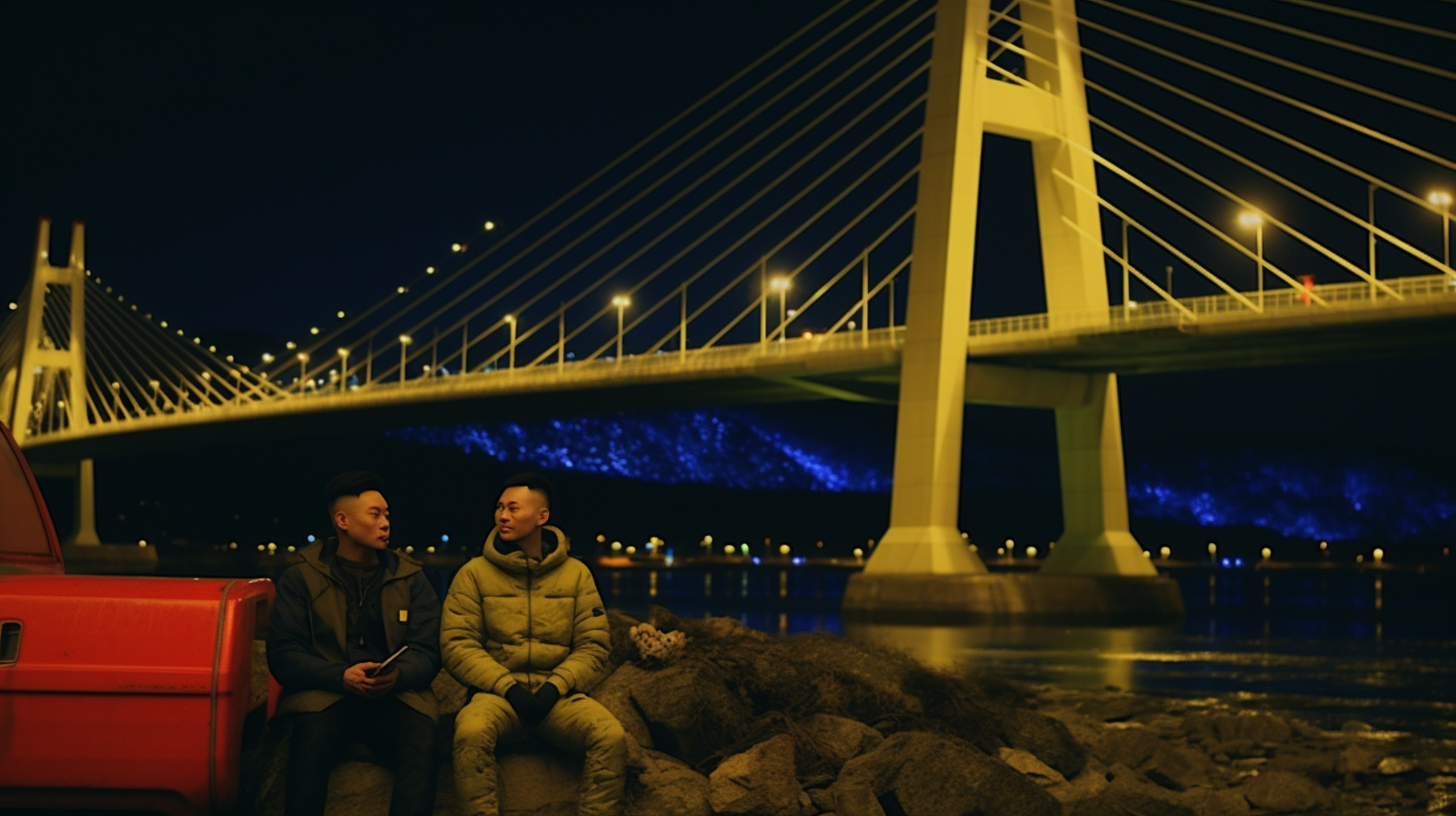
594,564,1456,738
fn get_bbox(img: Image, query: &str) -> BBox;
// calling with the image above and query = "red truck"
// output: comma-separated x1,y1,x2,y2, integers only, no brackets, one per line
0,420,274,815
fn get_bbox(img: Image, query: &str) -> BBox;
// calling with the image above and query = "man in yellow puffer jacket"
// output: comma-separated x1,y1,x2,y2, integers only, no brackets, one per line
442,472,626,816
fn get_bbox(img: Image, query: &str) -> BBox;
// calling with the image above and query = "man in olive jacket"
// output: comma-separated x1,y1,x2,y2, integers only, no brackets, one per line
442,472,626,816
267,471,441,816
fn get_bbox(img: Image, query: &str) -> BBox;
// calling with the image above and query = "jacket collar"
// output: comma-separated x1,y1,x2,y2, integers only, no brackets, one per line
482,525,569,574
299,536,420,581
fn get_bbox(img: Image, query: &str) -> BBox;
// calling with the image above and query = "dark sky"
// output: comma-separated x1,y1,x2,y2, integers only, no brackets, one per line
2,2,838,334
3,0,1454,462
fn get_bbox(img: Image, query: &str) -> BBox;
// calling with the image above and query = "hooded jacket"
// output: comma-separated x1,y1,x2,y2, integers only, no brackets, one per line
441,525,610,699
267,538,442,720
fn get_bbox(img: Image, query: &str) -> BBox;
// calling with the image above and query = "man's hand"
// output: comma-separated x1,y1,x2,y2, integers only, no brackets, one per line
505,684,545,726
344,662,399,698
535,682,561,718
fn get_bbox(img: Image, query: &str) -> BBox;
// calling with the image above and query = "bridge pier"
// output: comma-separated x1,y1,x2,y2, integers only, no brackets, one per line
843,0,1180,623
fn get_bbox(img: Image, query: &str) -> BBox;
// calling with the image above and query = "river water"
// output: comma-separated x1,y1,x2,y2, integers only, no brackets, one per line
591,563,1456,741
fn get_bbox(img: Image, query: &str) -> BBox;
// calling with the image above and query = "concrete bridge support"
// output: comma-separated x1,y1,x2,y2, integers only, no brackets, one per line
843,0,1181,621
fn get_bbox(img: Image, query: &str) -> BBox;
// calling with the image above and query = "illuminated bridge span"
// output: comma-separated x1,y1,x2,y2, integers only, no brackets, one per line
3,1,1452,595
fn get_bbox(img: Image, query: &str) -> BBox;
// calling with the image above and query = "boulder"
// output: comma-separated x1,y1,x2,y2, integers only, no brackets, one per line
708,734,804,816
997,747,1066,786
592,664,655,749
626,745,711,816
1069,768,1197,816
1092,727,1162,769
1184,712,1292,747
628,658,752,767
1142,743,1220,791
825,731,1060,816
801,713,884,772
1001,707,1087,778
1239,770,1334,813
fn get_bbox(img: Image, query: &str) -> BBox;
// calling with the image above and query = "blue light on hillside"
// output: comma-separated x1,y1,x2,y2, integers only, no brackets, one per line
389,411,892,493
1128,450,1455,541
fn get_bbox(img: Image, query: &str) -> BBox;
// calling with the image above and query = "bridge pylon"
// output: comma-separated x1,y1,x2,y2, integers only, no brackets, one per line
3,219,101,547
844,0,1182,622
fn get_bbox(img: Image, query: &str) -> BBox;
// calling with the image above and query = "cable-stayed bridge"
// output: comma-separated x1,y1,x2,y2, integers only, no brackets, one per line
3,0,1453,606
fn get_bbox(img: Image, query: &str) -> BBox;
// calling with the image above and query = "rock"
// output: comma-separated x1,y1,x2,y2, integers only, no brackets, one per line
1002,707,1087,778
1340,720,1374,734
1093,727,1161,768
629,658,752,766
1044,765,1110,809
320,761,393,816
593,664,654,749
1069,770,1197,816
997,747,1066,786
1240,770,1333,813
1142,744,1220,791
1077,694,1148,723
826,731,1061,816
1377,756,1417,775
1184,712,1292,746
1335,743,1383,774
708,734,803,816
801,713,883,772
1174,787,1252,816
626,746,710,816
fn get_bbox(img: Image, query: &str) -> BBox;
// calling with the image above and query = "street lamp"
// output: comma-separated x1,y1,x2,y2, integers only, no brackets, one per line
611,296,630,363
398,334,412,383
504,314,516,369
296,353,309,392
1237,211,1265,310
337,347,350,391
769,276,789,343
1429,190,1452,269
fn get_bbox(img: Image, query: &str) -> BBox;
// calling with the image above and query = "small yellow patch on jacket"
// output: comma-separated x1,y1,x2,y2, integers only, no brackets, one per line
398,609,408,623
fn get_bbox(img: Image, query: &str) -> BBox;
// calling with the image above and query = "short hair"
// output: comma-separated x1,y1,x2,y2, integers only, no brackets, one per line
325,470,386,513
501,471,554,508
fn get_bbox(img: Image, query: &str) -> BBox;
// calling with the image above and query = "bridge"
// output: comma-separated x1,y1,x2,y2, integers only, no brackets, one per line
3,0,1452,618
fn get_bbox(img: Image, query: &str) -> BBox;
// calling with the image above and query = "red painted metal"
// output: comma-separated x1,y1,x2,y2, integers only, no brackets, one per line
0,575,274,814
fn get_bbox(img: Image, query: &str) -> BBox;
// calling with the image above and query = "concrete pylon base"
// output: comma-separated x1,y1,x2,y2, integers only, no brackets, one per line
842,572,1184,625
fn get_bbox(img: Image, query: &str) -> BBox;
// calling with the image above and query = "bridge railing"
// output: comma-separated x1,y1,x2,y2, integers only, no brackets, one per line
966,273,1456,343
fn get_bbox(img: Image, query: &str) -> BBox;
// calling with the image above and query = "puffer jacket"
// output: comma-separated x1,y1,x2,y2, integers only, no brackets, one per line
441,525,610,699
267,538,442,720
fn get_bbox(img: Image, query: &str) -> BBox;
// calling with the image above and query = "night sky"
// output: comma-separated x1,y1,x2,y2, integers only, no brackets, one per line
4,2,1454,552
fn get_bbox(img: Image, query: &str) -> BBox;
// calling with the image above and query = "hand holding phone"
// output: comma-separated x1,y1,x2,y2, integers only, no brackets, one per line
366,644,409,678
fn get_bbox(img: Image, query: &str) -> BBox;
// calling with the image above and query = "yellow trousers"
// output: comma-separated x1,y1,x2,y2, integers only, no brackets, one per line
453,691,627,816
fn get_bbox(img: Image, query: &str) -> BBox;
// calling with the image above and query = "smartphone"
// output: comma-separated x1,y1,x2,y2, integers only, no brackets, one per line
367,644,408,677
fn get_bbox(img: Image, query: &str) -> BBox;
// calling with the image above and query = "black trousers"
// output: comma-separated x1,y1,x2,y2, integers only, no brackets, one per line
285,695,437,816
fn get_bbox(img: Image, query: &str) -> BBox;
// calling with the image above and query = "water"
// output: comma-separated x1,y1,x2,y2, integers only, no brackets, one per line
592,563,1456,740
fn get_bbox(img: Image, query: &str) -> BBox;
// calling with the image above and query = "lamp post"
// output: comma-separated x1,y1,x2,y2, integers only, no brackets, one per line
1429,190,1452,269
337,348,350,392
611,295,630,363
769,276,789,343
504,314,516,369
296,353,309,392
1238,211,1265,310
398,334,412,383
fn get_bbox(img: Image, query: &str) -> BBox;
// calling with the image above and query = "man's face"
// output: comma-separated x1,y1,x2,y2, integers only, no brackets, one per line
496,485,548,543
335,490,390,550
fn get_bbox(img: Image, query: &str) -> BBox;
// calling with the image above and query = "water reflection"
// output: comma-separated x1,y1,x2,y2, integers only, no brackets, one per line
844,621,1181,691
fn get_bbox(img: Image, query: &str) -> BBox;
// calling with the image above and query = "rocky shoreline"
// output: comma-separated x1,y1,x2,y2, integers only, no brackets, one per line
256,607,1456,815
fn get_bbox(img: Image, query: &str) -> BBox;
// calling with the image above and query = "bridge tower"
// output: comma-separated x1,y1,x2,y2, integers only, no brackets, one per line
844,0,1181,620
2,219,101,546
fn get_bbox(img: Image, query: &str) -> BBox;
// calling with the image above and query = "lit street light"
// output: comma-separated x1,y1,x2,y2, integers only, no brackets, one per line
611,295,630,363
504,314,516,369
1237,211,1265,309
1429,190,1452,268
398,334,412,383
337,347,350,391
296,353,309,392
769,276,789,343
